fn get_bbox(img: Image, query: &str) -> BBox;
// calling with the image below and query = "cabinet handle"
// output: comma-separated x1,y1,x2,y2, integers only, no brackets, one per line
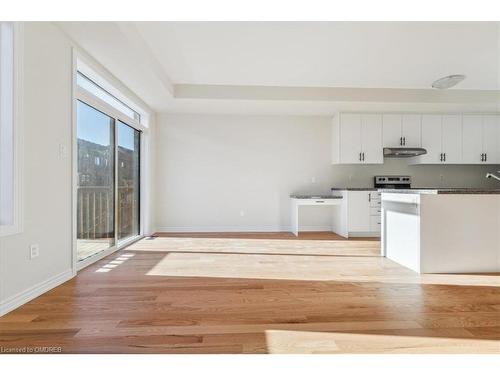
444,153,446,162
485,153,487,162
368,193,371,202
315,200,324,203
440,153,443,162
403,137,406,146
481,153,484,162
400,137,403,146
359,152,362,161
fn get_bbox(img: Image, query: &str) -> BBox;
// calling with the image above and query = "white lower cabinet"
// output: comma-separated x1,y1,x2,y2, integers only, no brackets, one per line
346,191,381,237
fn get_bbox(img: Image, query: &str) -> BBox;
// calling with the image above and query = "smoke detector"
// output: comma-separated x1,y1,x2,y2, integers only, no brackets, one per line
431,75,466,89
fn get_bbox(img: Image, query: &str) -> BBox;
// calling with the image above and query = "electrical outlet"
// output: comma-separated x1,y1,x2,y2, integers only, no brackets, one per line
30,244,39,259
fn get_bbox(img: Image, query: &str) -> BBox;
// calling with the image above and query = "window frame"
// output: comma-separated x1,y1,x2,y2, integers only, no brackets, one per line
0,22,23,237
72,50,149,271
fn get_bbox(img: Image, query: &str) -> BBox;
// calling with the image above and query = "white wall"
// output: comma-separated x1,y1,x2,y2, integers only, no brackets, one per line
0,22,156,316
0,23,74,313
155,113,500,232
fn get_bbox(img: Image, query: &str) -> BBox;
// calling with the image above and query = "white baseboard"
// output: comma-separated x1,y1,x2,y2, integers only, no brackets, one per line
349,231,381,238
155,225,334,233
0,269,74,317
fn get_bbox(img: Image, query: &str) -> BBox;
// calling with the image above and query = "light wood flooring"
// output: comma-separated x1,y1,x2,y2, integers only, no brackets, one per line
0,232,499,354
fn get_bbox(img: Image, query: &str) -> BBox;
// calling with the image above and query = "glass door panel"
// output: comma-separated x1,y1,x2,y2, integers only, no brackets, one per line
76,101,115,261
117,121,140,242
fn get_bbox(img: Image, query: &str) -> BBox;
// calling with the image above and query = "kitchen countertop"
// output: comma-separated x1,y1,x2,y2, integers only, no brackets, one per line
290,194,343,199
330,187,377,191
379,188,500,195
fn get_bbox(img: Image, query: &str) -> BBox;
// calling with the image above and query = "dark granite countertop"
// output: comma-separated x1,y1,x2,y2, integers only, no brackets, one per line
330,187,377,191
290,194,343,199
378,188,500,195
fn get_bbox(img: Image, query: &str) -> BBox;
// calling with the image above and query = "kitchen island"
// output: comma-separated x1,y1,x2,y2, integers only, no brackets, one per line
380,189,500,273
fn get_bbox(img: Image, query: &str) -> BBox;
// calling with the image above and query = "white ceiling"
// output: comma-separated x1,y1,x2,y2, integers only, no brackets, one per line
57,22,500,115
135,22,499,89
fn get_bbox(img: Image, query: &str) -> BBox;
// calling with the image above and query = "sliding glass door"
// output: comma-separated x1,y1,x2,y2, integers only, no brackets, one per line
76,102,141,263
76,101,115,261
117,121,140,242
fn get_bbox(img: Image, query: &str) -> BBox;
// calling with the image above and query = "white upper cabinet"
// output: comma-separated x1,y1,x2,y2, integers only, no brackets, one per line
382,114,403,147
361,114,383,164
416,114,462,164
419,115,442,164
441,115,462,164
334,112,499,165
401,114,422,148
334,113,383,164
462,114,499,164
383,114,421,148
462,115,484,164
482,115,500,164
339,114,362,164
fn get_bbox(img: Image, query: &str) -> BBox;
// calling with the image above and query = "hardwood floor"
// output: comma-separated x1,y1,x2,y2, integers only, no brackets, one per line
0,232,499,354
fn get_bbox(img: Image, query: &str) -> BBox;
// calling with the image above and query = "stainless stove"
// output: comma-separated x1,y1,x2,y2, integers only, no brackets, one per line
374,175,412,189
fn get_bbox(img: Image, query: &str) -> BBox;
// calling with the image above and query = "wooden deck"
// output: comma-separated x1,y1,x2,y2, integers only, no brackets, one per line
1,232,499,354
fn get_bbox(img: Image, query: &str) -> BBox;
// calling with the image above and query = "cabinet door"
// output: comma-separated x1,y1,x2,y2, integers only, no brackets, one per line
347,191,371,232
462,115,483,164
420,115,442,163
483,115,500,164
361,114,383,164
382,114,402,147
401,114,421,147
442,115,462,164
339,114,362,164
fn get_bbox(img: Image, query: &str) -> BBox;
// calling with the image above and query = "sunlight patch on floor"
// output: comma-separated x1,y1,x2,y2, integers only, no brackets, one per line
264,329,500,354
95,253,135,273
145,251,409,281
127,236,381,257
145,251,500,286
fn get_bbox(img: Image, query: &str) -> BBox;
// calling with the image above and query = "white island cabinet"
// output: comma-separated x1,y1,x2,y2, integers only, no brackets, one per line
381,190,500,274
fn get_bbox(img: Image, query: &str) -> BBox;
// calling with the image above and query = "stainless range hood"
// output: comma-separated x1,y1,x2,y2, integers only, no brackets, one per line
383,148,427,158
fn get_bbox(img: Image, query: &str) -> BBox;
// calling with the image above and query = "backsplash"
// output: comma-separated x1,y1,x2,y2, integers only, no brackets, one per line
330,158,500,188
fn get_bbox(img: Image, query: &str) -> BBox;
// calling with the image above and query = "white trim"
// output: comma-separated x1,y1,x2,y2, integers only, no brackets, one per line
0,269,73,317
71,48,78,274
76,87,144,132
75,53,150,127
72,47,151,272
0,22,23,237
348,231,381,238
155,225,337,233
